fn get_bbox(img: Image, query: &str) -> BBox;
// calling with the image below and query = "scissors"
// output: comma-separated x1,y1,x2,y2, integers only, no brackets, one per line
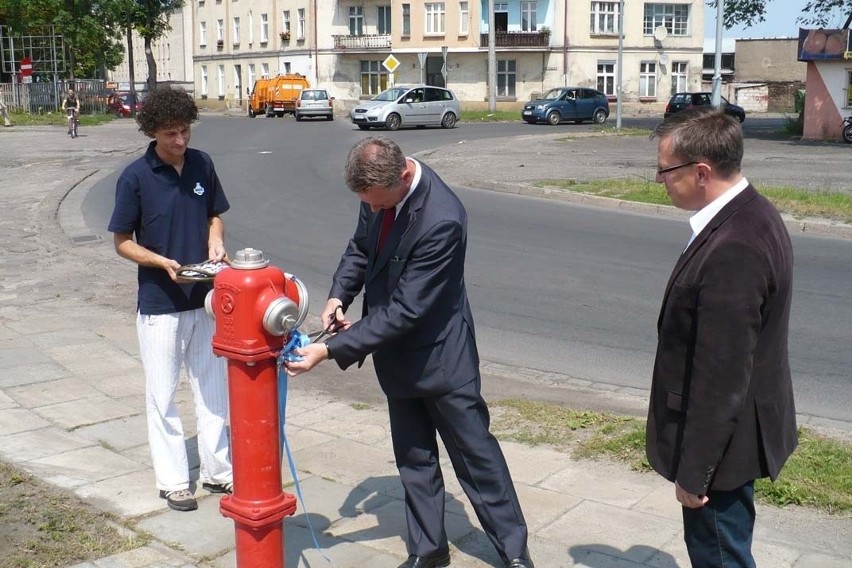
308,305,344,343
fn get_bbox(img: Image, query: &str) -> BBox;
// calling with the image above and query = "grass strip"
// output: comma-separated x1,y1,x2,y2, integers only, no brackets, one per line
0,460,143,567
534,178,852,224
491,399,852,514
6,111,115,128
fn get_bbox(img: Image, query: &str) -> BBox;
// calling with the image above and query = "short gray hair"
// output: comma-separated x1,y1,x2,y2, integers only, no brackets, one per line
344,136,407,193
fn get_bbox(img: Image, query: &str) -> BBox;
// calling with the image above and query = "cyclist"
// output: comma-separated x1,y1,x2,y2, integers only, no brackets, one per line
62,87,80,136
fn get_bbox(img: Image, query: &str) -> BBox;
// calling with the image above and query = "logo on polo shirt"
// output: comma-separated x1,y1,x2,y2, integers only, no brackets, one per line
193,182,205,196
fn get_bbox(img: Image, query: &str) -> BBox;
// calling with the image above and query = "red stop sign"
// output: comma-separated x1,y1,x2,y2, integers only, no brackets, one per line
20,57,32,76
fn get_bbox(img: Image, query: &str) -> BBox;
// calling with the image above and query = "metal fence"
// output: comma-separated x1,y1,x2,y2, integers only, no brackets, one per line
0,79,108,114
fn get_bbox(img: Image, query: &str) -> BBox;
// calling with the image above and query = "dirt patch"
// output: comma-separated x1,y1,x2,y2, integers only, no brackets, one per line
0,459,142,567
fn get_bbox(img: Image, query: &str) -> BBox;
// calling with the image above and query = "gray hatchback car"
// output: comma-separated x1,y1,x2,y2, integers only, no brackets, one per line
350,85,460,131
295,88,334,121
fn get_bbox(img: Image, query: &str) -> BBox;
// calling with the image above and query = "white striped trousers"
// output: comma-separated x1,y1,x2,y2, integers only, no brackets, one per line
137,308,232,492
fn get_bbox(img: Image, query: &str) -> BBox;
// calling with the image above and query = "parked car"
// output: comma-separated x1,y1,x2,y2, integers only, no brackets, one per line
664,92,746,123
295,88,334,121
522,87,610,125
350,85,460,131
107,91,145,117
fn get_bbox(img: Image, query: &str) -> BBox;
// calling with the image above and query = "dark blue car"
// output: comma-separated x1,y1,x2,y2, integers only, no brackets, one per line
522,87,610,125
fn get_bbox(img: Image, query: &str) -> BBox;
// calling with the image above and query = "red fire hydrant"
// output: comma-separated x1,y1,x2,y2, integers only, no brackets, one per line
207,248,309,568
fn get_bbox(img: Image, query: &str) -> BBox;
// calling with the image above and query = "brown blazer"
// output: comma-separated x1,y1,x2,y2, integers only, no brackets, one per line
646,185,798,495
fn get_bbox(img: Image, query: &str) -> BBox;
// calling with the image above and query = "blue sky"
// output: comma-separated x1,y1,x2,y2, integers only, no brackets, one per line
703,0,851,38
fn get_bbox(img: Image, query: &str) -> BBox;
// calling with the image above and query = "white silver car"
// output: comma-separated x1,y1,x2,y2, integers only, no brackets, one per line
350,85,460,131
295,88,334,121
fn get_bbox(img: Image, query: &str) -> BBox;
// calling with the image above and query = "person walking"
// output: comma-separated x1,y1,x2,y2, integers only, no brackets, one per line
646,106,798,568
0,86,12,127
107,86,233,512
285,136,534,568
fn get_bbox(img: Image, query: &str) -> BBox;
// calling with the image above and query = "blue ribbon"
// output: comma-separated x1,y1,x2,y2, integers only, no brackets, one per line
277,329,329,561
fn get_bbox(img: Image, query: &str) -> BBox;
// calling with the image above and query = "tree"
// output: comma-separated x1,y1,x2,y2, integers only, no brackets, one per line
129,0,184,91
719,0,852,29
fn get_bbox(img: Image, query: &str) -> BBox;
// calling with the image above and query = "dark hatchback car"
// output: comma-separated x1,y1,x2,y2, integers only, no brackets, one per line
522,87,610,125
665,92,746,123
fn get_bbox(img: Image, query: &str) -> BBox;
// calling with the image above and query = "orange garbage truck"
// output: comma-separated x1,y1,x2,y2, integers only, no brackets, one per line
248,73,310,118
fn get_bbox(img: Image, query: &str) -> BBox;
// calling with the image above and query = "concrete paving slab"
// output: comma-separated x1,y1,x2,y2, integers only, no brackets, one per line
76,414,149,452
629,482,682,519
286,399,362,427
0,361,69,387
0,344,55,367
75,468,162,519
794,552,852,568
0,389,15,409
537,501,682,565
134,496,235,561
500,440,574,485
26,445,147,489
285,475,395,532
306,417,390,445
46,343,141,376
33,393,138,429
290,438,397,485
0,425,94,461
0,406,51,435
539,460,659,508
6,376,102,408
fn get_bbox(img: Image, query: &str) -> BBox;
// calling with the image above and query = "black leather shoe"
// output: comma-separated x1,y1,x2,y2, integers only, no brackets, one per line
397,551,451,568
505,557,534,568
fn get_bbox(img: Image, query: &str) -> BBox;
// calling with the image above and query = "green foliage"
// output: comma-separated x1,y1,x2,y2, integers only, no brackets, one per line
711,0,851,29
460,110,520,122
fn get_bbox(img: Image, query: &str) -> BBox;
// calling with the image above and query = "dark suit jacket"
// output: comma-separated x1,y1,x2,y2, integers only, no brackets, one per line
646,185,798,495
325,161,479,398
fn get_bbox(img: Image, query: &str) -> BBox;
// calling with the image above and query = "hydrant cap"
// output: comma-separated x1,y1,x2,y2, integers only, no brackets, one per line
232,248,270,270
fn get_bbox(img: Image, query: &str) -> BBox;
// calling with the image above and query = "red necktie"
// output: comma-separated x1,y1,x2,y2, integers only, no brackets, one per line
377,207,395,252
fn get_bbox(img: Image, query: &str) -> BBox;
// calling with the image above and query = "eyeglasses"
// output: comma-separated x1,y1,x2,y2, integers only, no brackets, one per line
656,161,697,176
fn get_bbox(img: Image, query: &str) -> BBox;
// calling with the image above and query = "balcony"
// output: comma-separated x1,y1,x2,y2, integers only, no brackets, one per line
480,31,550,47
333,34,391,50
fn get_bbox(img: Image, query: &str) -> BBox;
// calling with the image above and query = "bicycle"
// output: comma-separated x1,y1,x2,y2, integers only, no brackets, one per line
66,108,79,139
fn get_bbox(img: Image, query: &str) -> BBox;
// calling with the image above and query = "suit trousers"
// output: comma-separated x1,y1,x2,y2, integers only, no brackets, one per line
682,481,756,568
387,377,528,562
137,308,232,492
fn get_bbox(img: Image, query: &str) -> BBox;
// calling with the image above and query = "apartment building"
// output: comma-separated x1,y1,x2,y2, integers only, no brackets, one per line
188,1,705,110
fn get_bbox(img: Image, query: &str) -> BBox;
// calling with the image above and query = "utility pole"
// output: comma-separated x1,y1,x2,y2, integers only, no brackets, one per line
488,0,496,112
711,0,723,107
615,0,624,129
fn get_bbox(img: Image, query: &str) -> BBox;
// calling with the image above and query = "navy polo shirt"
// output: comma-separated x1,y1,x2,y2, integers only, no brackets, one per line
108,141,230,315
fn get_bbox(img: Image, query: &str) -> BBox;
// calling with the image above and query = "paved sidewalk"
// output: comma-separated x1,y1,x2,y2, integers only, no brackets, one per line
0,119,850,567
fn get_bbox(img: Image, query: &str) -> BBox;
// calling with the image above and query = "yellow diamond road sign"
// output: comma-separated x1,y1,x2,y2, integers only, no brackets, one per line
382,54,400,73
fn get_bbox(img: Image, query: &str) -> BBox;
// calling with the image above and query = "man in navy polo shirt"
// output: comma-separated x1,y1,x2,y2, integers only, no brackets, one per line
108,86,233,512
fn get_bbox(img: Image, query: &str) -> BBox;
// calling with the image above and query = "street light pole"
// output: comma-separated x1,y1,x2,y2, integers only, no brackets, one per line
488,0,496,112
711,0,723,107
615,0,624,129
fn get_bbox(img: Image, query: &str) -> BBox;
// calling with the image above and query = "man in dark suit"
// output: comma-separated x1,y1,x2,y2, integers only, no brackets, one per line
286,136,532,568
646,107,798,568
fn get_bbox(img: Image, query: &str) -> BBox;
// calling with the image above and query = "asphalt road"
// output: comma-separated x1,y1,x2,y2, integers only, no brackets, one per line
81,115,852,426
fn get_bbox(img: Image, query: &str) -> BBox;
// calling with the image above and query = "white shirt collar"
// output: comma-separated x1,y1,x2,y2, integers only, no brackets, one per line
689,177,749,239
394,158,420,218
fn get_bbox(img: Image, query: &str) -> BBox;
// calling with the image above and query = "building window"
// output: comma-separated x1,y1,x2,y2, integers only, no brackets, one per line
846,70,852,107
497,59,516,97
283,11,291,34
643,4,690,36
360,60,389,96
248,64,256,89
494,3,509,32
233,17,240,45
425,3,445,35
217,65,225,97
216,19,224,42
378,6,391,34
284,61,291,73
639,62,657,97
261,62,269,78
201,65,208,95
590,2,619,35
520,1,537,32
199,21,207,46
260,14,268,43
349,6,364,36
459,2,469,34
671,61,688,94
597,62,615,95
298,8,305,39
402,4,411,36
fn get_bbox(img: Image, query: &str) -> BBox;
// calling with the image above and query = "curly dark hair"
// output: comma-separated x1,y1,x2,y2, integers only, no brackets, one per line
136,86,199,137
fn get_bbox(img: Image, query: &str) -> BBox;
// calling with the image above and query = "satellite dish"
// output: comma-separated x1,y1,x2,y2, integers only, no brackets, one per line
659,53,670,65
653,26,668,43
